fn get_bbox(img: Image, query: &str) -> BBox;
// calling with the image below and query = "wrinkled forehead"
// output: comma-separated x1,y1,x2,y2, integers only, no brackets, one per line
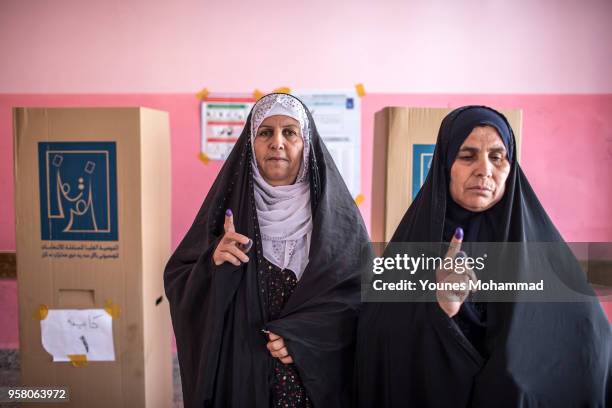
250,94,309,138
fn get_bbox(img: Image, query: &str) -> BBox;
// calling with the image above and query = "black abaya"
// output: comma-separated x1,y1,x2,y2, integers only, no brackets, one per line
165,94,371,407
355,106,611,407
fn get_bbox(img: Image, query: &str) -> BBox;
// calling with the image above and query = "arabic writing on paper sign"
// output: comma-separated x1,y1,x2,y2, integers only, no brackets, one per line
40,309,116,362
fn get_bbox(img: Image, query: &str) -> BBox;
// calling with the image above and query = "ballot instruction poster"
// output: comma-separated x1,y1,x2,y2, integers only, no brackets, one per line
200,90,361,198
293,89,361,198
200,94,256,160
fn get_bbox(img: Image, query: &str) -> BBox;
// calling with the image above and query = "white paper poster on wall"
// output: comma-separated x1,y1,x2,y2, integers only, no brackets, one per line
40,309,115,362
293,89,362,199
200,90,361,198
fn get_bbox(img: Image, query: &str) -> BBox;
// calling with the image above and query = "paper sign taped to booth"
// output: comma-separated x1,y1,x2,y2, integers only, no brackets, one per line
40,309,116,362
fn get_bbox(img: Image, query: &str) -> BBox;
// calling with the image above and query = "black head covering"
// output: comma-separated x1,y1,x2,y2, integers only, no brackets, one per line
164,94,370,407
445,106,513,170
356,105,611,407
442,106,514,244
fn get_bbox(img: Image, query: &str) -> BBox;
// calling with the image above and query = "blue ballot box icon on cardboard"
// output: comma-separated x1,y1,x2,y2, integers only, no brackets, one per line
412,144,435,199
38,141,118,241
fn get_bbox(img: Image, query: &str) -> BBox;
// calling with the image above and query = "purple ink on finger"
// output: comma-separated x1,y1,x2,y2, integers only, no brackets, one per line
454,227,464,240
238,239,253,253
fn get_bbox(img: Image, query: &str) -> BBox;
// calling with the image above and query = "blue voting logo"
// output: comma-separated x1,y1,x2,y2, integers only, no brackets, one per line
38,142,118,241
412,144,435,199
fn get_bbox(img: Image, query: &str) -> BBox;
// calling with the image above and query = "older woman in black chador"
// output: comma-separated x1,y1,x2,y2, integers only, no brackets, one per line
355,106,611,407
165,93,369,407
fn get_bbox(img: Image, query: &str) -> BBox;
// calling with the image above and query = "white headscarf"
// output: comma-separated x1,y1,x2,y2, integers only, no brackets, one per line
250,94,313,279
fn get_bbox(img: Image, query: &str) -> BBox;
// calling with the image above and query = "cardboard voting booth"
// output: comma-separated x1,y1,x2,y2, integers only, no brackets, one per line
371,107,522,243
13,107,173,407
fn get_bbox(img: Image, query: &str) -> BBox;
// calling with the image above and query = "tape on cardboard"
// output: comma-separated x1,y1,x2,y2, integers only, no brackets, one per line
104,300,120,319
67,354,88,367
35,304,49,320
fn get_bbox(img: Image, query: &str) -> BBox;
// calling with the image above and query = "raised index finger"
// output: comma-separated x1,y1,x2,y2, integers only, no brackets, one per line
446,227,464,259
224,209,235,233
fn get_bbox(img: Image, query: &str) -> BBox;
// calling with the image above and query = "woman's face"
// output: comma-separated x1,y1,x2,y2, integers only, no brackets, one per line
254,115,304,186
449,125,511,212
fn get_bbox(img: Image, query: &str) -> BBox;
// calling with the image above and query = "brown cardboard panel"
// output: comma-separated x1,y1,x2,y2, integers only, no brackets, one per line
14,107,172,408
372,107,523,242
371,110,389,244
58,289,96,308
139,108,173,407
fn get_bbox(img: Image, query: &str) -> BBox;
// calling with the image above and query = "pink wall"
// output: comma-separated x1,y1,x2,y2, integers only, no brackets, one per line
2,93,612,252
1,1,611,351
361,94,612,242
1,92,611,349
1,0,611,94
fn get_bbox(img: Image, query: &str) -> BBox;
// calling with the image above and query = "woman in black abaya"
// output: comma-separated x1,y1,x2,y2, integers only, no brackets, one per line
165,93,369,407
355,106,611,407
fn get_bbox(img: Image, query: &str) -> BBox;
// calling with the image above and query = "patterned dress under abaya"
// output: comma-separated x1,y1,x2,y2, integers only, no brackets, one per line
260,255,312,408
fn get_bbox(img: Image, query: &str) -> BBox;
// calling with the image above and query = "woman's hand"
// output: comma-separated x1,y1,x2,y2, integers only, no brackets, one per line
213,209,252,266
436,227,477,317
266,332,293,365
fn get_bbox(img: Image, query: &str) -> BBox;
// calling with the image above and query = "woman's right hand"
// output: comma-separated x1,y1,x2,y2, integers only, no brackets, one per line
435,227,476,317
213,209,252,266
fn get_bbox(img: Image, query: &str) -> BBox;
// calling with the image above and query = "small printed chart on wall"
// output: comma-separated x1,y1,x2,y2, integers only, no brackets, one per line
200,93,256,160
199,89,362,199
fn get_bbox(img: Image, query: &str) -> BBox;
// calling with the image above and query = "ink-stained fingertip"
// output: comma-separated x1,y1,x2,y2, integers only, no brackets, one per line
454,227,464,240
